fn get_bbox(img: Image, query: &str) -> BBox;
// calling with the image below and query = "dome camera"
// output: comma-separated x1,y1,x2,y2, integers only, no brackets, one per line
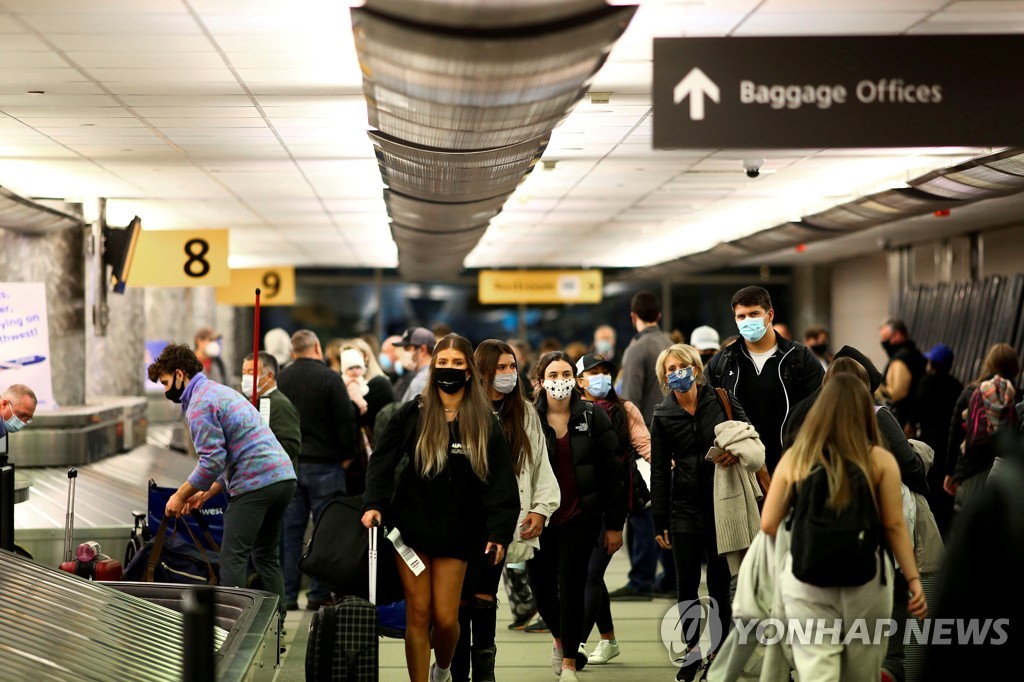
743,158,764,179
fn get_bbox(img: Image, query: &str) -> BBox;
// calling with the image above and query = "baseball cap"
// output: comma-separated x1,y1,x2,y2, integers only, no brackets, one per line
690,325,720,351
923,344,954,366
576,353,615,375
401,327,436,349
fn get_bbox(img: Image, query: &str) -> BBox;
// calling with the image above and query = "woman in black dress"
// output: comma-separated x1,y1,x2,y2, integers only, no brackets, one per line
362,334,519,682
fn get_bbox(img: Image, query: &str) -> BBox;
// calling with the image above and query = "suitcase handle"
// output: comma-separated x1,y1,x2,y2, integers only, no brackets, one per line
145,515,218,586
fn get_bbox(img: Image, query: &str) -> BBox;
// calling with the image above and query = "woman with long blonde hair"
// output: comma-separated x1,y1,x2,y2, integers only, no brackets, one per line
761,373,927,681
362,334,519,682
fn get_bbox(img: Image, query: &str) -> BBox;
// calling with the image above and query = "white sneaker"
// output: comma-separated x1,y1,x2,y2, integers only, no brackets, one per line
588,639,621,664
429,663,452,682
551,648,564,676
559,669,579,682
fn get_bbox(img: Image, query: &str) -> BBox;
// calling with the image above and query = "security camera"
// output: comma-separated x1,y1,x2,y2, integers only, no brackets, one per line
743,158,764,178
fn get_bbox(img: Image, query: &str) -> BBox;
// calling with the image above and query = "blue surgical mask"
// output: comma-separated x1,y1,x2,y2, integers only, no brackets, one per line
378,352,394,373
586,374,612,399
667,367,695,393
595,340,614,357
737,317,768,343
3,412,26,433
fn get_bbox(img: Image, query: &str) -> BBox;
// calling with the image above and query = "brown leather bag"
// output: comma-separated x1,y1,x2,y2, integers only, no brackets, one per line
714,387,771,497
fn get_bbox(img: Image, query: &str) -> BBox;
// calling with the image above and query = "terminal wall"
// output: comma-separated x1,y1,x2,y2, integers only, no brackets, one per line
830,251,890,371
0,225,86,406
981,223,1024,278
143,288,237,384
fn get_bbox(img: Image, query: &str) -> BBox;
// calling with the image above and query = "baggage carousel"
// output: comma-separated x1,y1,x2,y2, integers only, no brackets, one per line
13,436,199,567
0,549,279,681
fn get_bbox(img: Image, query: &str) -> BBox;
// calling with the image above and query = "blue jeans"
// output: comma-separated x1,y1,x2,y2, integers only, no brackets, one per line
282,461,346,604
626,507,658,592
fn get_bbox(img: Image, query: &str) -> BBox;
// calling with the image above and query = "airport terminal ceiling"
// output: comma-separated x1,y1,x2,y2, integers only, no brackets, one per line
1,1,1023,279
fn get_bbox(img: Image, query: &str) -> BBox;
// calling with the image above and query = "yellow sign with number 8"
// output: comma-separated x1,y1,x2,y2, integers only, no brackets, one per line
126,229,230,287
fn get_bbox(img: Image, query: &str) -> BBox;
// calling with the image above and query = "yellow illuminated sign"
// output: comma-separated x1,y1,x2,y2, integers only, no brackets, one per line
216,267,296,306
127,230,230,287
478,270,603,305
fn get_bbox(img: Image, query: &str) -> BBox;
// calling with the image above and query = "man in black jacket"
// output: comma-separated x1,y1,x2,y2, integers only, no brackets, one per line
877,318,927,436
706,286,823,474
277,329,357,611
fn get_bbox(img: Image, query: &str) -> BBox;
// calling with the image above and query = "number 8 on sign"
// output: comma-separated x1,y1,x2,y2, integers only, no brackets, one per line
184,239,211,278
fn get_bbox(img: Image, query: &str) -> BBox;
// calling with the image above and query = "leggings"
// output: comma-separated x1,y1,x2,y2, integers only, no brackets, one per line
527,515,602,657
671,530,732,657
582,521,614,644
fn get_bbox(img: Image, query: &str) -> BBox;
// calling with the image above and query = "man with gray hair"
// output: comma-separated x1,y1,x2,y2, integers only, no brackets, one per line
1,383,37,455
276,330,357,610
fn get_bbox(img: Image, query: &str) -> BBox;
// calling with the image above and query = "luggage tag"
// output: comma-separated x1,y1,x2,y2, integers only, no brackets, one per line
387,527,425,576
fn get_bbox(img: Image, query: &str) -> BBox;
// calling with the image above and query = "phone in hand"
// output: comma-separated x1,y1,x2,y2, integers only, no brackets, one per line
705,446,727,462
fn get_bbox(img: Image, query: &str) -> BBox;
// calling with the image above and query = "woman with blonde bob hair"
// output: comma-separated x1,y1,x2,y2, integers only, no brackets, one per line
761,373,927,681
650,343,760,681
363,334,519,682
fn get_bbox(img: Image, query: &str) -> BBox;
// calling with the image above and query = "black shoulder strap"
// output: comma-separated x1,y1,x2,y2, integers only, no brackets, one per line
581,401,594,438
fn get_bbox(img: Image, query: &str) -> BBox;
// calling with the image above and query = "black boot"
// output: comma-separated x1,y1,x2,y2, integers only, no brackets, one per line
471,645,497,682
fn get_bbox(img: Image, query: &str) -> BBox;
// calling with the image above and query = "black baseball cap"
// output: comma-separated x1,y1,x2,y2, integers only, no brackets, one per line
576,353,615,375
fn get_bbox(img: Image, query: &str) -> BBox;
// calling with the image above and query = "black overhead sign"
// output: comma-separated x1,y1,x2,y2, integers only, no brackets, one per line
653,35,1024,149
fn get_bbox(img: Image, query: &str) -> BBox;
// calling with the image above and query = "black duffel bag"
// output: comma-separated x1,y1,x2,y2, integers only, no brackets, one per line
124,514,220,586
300,495,403,605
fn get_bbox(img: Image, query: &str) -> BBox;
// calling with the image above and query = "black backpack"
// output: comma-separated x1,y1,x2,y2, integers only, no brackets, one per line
786,460,886,588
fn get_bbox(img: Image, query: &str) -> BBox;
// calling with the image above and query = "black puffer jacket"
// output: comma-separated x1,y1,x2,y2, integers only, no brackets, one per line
782,345,928,495
534,391,627,532
650,385,749,535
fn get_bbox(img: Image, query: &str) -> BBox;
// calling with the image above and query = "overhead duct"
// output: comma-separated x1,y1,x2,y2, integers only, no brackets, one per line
0,186,83,233
364,0,608,29
351,2,637,280
630,146,1024,278
369,132,547,203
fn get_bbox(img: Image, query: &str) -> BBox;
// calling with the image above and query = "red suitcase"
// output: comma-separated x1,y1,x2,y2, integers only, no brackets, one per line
58,468,124,581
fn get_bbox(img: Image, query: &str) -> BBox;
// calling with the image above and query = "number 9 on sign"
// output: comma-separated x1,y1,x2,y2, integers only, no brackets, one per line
216,267,295,306
262,271,280,299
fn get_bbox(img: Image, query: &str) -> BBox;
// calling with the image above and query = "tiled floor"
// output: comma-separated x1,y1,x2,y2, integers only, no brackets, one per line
277,549,686,681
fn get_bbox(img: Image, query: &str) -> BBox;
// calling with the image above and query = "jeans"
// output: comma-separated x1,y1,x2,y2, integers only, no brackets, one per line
282,461,346,604
626,507,658,592
221,480,296,617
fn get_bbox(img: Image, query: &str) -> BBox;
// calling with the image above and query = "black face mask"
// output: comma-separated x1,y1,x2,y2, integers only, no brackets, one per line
433,367,469,395
881,340,896,357
165,372,186,403
810,343,828,356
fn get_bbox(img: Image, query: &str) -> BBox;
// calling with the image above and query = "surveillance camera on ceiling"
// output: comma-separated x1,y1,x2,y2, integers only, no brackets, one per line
742,158,765,179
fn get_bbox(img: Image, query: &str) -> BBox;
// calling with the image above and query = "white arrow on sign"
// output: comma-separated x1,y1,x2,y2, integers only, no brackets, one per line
673,67,720,121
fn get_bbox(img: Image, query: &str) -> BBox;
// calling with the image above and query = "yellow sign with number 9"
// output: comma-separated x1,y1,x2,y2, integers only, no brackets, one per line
126,229,230,287
215,267,296,306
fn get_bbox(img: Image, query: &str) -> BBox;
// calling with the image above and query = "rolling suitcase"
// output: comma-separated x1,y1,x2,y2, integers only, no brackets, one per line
305,524,381,682
58,468,124,581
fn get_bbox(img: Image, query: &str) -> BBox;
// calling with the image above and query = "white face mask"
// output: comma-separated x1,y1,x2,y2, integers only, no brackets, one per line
241,374,257,396
205,340,222,358
543,378,575,401
492,372,518,395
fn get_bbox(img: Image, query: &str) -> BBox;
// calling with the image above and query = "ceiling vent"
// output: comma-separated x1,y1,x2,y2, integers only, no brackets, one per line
351,2,637,280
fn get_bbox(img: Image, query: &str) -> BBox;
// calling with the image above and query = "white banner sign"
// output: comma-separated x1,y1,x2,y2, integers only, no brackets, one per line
0,282,56,410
